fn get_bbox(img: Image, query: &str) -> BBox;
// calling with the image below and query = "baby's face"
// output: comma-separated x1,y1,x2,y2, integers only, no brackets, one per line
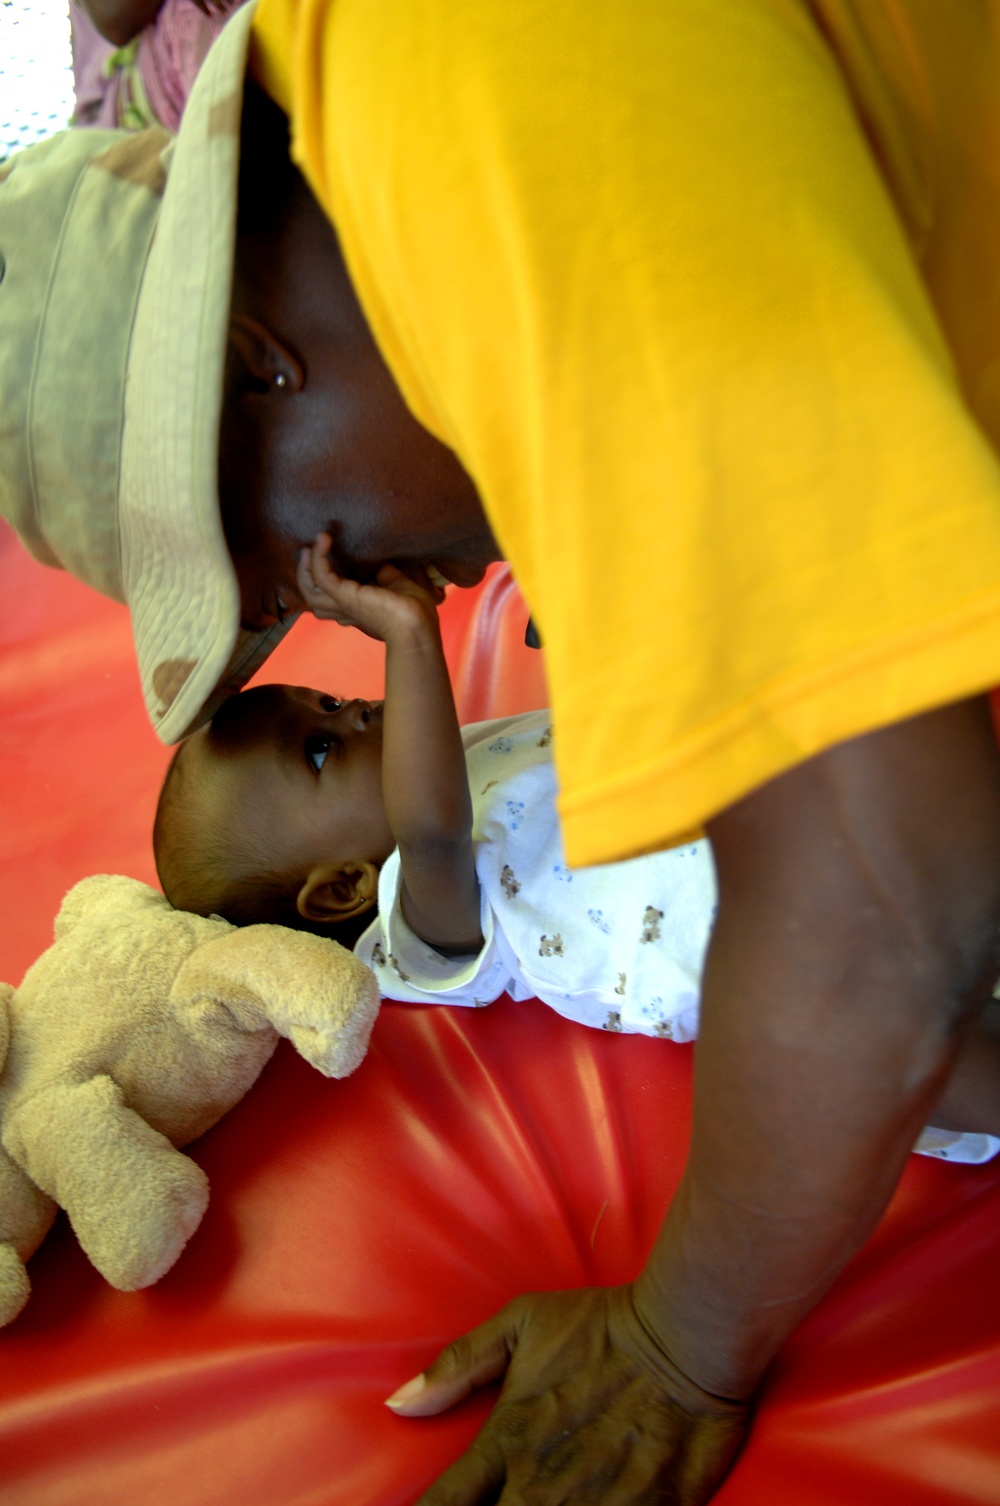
187,683,395,881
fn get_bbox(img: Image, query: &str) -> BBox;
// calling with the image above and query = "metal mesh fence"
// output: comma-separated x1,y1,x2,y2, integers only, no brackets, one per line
0,0,73,164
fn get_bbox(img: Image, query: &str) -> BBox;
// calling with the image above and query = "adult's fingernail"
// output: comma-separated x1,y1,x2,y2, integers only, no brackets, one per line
385,1373,426,1409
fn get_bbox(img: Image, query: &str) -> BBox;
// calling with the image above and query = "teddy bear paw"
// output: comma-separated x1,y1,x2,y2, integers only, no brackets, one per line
0,1243,31,1326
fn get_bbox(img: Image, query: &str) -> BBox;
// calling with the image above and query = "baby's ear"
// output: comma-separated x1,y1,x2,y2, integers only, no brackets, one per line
297,862,379,924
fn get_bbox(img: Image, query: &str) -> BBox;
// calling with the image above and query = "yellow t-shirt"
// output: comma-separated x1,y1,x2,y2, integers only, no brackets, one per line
252,0,1000,868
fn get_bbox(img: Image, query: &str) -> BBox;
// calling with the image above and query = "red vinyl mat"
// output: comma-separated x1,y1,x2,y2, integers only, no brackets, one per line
1,520,998,1505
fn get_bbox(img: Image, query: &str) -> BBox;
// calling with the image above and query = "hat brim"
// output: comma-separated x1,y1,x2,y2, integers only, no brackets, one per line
120,0,293,745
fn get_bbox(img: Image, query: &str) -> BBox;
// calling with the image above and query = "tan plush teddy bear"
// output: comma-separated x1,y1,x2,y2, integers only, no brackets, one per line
0,874,381,1327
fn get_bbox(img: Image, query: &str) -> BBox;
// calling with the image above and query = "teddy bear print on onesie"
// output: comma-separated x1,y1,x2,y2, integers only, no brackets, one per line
354,712,1000,1166
355,711,716,1039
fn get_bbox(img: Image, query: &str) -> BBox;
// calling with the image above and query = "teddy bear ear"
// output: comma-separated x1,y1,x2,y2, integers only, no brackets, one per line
53,875,164,940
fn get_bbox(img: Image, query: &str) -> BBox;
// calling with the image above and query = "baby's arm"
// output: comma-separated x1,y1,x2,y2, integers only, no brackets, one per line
298,537,483,954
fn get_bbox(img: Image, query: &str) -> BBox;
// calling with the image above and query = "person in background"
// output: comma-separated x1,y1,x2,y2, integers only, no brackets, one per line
70,0,243,133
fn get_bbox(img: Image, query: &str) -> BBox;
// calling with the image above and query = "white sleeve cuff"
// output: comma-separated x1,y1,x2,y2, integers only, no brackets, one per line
354,848,511,1007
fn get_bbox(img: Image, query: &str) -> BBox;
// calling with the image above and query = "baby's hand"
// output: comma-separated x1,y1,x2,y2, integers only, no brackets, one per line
297,534,445,643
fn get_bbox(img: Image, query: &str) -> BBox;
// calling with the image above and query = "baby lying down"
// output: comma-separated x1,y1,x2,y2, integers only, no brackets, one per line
154,539,1000,1166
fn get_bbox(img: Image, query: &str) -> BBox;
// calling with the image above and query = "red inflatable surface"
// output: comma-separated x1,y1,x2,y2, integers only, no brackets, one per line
1,521,999,1505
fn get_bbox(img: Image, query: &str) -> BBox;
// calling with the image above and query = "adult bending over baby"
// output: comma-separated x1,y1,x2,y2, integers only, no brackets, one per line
155,538,1000,1167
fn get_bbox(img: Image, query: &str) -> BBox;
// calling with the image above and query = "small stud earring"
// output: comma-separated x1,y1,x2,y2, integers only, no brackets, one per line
273,372,288,389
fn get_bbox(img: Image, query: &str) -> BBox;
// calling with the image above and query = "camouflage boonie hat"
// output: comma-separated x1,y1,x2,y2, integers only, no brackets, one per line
0,0,292,744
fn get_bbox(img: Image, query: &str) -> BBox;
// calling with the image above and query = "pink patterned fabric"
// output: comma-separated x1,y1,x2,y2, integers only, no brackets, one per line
70,0,245,136
70,5,122,130
137,0,244,134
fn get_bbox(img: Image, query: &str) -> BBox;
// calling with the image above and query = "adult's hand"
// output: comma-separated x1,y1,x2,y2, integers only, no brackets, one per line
386,1284,747,1505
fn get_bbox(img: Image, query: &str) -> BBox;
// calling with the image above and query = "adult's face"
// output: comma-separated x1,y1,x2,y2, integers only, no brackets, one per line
221,350,500,630
218,186,502,632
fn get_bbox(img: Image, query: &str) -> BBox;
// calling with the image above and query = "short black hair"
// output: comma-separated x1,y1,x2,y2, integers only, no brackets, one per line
153,730,376,949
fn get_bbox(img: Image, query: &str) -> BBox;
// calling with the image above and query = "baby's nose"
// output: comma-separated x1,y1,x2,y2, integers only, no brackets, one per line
338,698,374,730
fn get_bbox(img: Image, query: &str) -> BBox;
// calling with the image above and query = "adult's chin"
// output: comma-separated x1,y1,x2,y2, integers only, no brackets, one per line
431,560,491,589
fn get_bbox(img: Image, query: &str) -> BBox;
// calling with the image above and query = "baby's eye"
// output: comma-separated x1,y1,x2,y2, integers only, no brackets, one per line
306,738,330,773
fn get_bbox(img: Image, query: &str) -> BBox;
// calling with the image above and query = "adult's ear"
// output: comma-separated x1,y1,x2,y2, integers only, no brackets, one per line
227,314,305,395
296,862,380,924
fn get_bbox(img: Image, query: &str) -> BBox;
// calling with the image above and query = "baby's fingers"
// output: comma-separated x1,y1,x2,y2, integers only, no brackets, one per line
302,535,356,599
375,561,446,606
297,547,352,622
296,546,328,606
306,533,344,591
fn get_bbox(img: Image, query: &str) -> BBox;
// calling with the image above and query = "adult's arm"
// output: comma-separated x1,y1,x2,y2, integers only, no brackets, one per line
388,695,1000,1504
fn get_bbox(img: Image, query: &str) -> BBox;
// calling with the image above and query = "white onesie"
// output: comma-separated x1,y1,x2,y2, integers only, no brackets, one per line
355,711,999,1165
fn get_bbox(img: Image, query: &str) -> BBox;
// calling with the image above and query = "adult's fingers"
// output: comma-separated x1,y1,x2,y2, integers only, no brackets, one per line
385,1303,520,1417
386,1287,750,1506
417,1433,506,1506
